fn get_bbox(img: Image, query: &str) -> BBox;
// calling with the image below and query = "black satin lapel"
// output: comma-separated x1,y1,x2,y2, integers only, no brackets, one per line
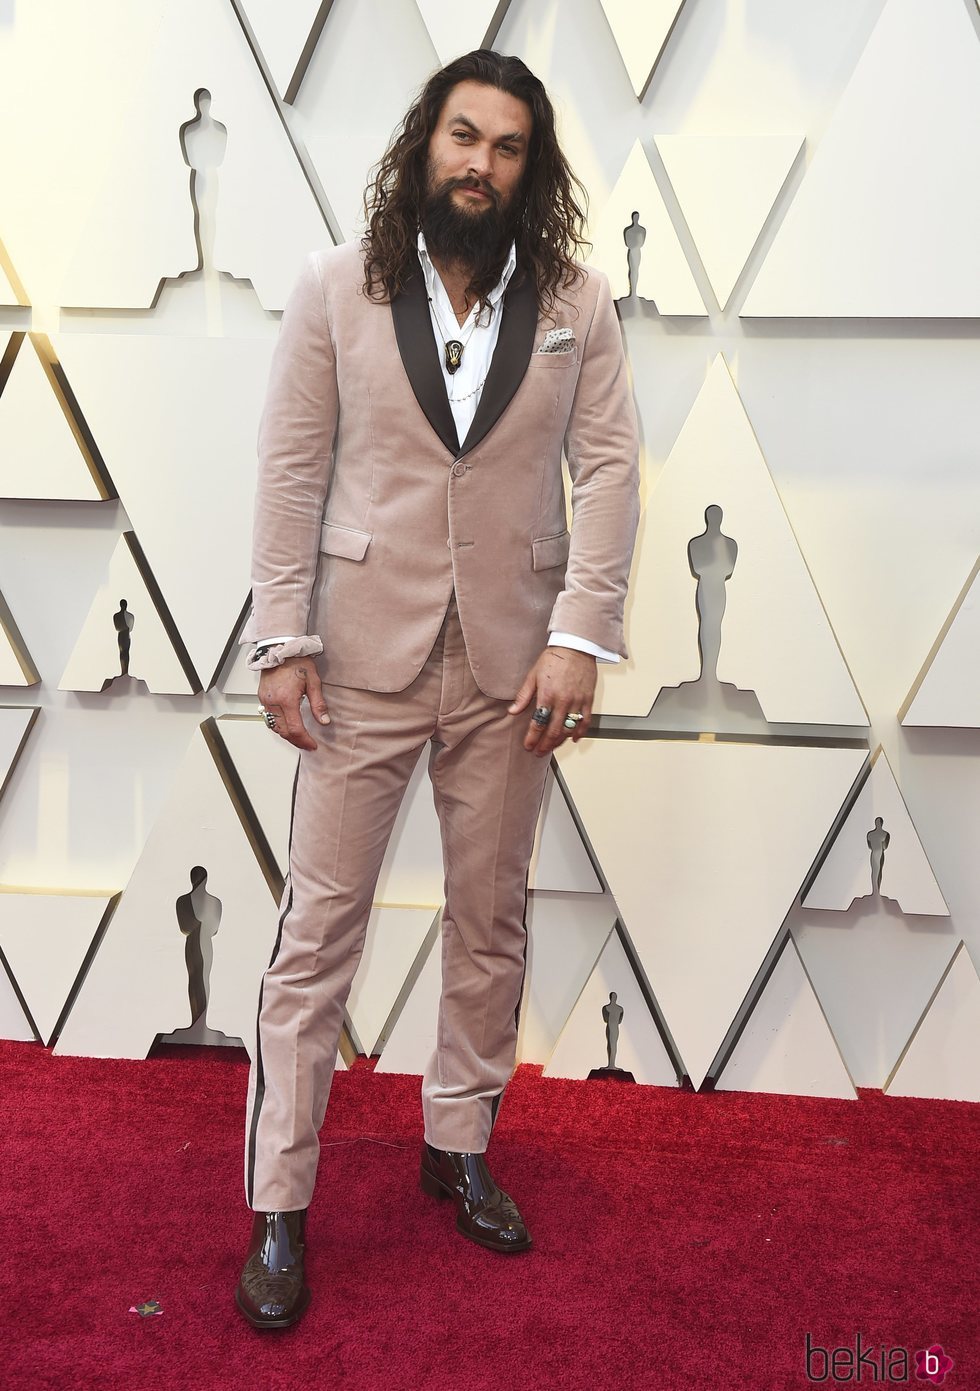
390,263,459,456
458,268,538,458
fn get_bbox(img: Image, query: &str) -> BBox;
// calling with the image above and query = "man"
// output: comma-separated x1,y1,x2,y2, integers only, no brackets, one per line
234,49,639,1330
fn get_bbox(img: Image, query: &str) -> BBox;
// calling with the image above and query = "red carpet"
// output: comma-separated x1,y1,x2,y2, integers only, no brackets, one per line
2,1038,977,1391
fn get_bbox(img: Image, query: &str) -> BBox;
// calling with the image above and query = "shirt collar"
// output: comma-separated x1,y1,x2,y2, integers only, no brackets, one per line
417,230,517,314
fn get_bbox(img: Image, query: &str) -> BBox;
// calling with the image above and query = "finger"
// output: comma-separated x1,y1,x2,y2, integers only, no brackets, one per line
535,702,573,756
523,682,560,750
306,679,331,726
508,676,535,717
524,715,545,751
523,696,551,751
274,699,317,753
571,698,592,742
518,677,545,749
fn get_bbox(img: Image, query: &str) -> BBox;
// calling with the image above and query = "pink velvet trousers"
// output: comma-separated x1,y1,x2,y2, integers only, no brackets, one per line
244,595,551,1211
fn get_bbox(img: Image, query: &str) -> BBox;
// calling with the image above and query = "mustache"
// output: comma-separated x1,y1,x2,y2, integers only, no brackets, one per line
443,175,499,205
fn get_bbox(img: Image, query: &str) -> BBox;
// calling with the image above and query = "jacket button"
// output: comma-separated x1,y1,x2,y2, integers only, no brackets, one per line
451,462,466,477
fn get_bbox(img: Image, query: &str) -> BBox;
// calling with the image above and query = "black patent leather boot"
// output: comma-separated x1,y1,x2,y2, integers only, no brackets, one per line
419,1143,532,1252
234,1208,311,1329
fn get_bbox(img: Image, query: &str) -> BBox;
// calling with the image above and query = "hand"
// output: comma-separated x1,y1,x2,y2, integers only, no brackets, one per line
508,647,596,756
258,655,330,752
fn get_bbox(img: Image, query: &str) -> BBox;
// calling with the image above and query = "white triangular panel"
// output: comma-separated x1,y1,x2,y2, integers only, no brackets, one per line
544,927,676,1084
0,595,38,687
219,612,259,696
57,0,329,310
0,335,107,501
742,0,980,317
656,134,803,310
347,905,440,1055
237,0,329,100
221,648,257,697
59,534,195,695
518,891,619,1064
596,356,867,725
598,0,685,99
901,557,980,729
53,333,275,686
556,738,867,1089
885,944,980,1103
0,966,34,1041
528,770,601,893
374,924,441,1075
0,706,37,800
0,260,21,306
793,909,960,1090
0,631,32,687
0,891,116,1045
715,937,857,1099
53,726,287,1060
414,0,510,65
588,141,706,312
804,747,948,915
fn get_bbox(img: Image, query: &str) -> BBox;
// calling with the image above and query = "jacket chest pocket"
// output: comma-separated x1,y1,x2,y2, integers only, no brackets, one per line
528,348,578,371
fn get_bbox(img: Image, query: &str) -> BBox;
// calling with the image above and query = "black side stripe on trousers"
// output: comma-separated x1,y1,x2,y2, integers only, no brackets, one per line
246,761,300,1210
489,860,532,1139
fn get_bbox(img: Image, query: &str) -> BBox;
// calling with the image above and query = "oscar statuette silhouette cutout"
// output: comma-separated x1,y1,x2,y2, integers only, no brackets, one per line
113,598,134,675
867,817,891,897
650,504,765,726
162,866,235,1046
624,211,646,299
588,991,635,1082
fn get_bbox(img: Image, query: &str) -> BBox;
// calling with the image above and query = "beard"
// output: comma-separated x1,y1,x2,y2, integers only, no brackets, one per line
419,164,521,290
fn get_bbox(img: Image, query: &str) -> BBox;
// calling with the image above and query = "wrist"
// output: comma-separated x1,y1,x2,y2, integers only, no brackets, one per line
547,645,596,661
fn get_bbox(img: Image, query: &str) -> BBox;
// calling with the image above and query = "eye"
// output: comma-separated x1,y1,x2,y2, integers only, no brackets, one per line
499,145,518,157
452,130,472,141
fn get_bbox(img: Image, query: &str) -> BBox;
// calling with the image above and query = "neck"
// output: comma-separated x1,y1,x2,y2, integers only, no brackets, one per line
427,251,476,315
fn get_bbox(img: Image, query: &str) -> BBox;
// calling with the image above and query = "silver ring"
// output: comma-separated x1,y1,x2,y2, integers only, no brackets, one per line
563,712,584,730
531,706,552,727
259,706,278,730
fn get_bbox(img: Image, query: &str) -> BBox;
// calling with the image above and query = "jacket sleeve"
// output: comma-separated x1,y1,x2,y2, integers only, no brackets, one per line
241,249,339,646
547,268,641,658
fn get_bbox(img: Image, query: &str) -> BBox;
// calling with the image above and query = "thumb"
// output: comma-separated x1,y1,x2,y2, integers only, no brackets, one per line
306,676,331,725
508,674,536,716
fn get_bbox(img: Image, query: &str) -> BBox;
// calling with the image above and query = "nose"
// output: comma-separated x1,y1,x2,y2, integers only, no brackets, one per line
467,145,494,181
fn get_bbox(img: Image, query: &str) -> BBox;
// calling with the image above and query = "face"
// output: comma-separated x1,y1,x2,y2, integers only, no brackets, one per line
426,80,532,220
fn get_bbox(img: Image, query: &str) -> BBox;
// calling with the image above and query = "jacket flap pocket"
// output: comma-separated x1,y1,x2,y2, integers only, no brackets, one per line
531,530,571,571
320,522,372,561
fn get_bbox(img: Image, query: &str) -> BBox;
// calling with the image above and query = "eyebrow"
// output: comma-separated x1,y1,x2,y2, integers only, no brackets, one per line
447,113,527,145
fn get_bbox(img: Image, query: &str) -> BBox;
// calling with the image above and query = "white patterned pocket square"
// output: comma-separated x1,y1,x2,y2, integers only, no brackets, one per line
536,328,576,354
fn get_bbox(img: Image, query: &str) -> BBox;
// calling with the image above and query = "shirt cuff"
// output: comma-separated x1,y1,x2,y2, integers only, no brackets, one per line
548,631,620,664
245,635,324,671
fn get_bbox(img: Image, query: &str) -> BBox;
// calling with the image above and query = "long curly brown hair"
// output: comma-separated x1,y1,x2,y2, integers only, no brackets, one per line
361,50,589,311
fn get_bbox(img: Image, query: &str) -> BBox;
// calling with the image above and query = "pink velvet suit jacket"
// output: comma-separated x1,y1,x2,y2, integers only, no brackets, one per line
243,239,640,701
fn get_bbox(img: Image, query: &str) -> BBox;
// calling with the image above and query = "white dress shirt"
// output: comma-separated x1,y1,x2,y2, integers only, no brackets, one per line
252,235,619,666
